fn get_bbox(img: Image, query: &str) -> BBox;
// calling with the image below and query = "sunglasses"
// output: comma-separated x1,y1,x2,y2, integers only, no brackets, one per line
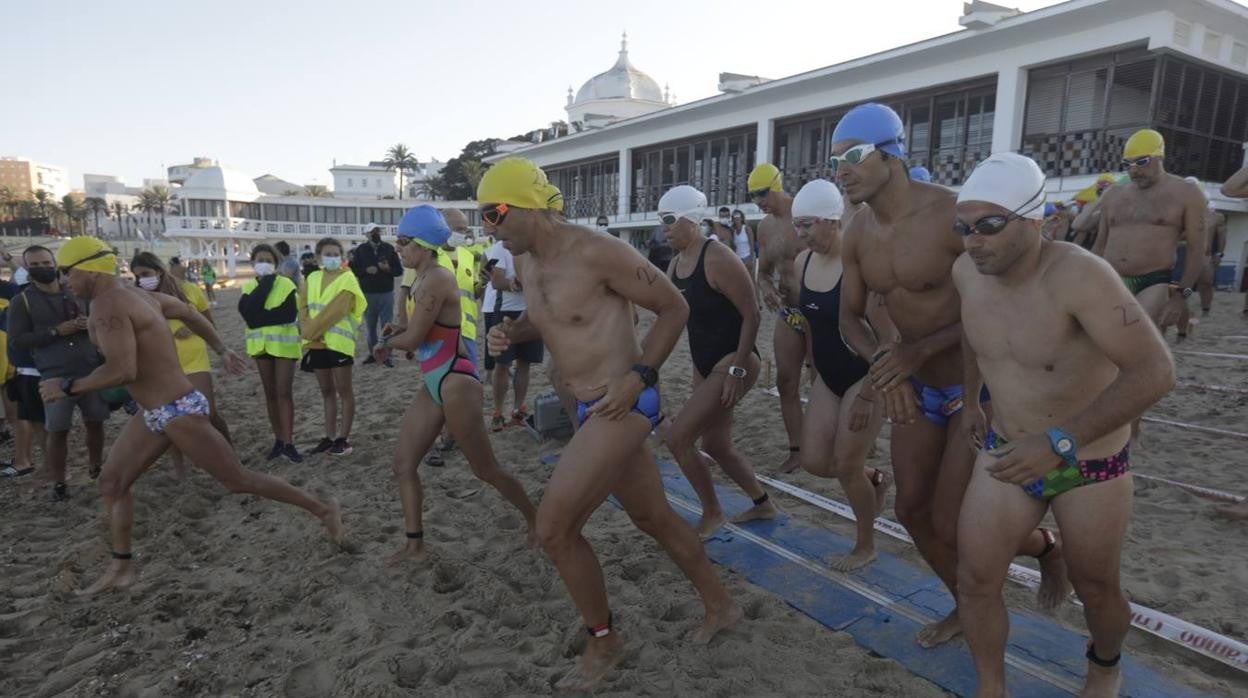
827,140,897,174
481,203,509,226
659,213,679,225
1121,156,1153,170
395,237,411,247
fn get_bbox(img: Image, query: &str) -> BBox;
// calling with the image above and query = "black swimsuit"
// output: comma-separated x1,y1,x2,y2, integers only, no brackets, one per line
673,241,747,378
798,253,868,397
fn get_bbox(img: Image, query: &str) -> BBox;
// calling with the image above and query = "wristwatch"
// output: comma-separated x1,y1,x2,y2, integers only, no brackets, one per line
1045,427,1078,467
1179,287,1194,299
59,377,76,397
727,366,748,379
631,364,658,388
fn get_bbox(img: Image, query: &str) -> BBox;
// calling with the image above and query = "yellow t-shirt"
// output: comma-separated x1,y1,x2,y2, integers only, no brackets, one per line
172,280,212,374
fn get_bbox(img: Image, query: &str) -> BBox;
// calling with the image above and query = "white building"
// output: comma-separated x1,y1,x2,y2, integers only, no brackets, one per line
331,159,446,200
565,33,673,131
491,0,1248,291
167,157,218,185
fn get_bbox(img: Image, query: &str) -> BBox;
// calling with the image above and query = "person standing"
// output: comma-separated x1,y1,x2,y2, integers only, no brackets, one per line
353,222,402,365
274,240,302,285
300,238,364,456
7,246,107,499
0,271,43,479
730,209,755,278
239,244,302,463
200,262,217,306
483,232,543,431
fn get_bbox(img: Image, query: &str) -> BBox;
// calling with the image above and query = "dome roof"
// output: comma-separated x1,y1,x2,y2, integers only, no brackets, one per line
573,34,665,105
180,166,260,198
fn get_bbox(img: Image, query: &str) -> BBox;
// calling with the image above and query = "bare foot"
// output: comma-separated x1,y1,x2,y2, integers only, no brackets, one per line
1214,501,1248,520
1036,534,1073,610
77,559,136,598
871,468,893,515
696,510,728,540
778,451,801,474
729,499,778,525
916,610,962,648
321,497,344,546
526,526,540,549
831,547,877,572
1079,659,1122,697
555,633,625,691
385,540,427,565
691,598,743,645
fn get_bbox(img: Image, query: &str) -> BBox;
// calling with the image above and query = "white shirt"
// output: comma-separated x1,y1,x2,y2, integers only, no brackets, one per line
481,241,526,313
734,225,752,259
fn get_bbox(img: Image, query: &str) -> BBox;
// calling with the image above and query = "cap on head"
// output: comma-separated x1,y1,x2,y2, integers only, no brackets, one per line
56,236,117,274
792,179,845,220
542,182,564,212
908,166,932,182
658,185,708,224
832,103,906,158
747,163,783,192
1043,202,1057,217
397,204,452,250
1184,176,1199,185
362,222,380,235
476,157,551,209
957,153,1047,220
1124,129,1164,160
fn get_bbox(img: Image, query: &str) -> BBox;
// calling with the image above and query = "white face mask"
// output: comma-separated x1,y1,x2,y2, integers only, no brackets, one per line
719,216,731,225
253,262,276,276
321,255,342,271
12,267,28,285
138,276,160,291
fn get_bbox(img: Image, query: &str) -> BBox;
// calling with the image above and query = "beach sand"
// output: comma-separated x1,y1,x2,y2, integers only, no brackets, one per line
1,287,1244,696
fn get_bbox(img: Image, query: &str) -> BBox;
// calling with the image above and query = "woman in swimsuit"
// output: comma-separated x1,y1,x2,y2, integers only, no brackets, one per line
658,185,775,539
791,179,892,571
374,205,536,562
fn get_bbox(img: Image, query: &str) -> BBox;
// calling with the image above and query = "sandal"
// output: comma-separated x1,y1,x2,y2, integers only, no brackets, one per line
490,411,507,432
1,464,34,478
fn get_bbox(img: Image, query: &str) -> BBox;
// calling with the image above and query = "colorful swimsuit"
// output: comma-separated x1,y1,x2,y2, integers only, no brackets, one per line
909,379,966,425
778,306,806,334
984,429,1130,501
142,389,210,435
417,323,479,406
1119,268,1173,295
575,386,662,429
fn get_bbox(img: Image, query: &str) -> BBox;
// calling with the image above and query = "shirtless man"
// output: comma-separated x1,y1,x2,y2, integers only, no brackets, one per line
749,162,807,473
1092,129,1207,334
953,153,1175,698
479,159,740,690
41,237,342,597
373,205,537,562
834,103,1065,648
1069,174,1116,249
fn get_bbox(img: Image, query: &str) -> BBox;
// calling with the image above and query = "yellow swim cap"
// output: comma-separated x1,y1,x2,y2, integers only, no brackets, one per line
477,158,550,209
747,163,783,192
56,236,117,274
542,182,564,212
1123,129,1164,160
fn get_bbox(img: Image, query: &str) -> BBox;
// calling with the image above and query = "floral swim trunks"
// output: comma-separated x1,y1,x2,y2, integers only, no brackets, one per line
142,389,210,435
984,429,1130,501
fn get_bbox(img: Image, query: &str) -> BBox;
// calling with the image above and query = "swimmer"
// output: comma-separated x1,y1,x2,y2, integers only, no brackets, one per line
953,153,1175,698
657,185,774,538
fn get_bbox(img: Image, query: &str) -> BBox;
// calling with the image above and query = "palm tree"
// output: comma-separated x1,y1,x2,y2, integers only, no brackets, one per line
382,144,420,200
460,161,485,196
85,197,108,235
0,186,18,221
144,185,172,233
304,184,330,198
421,174,450,201
33,190,52,219
111,201,129,238
60,195,84,235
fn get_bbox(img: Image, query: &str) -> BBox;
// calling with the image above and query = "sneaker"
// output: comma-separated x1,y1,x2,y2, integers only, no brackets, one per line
490,411,507,432
282,443,304,464
424,451,445,467
52,482,69,502
511,405,531,425
383,357,395,368
266,440,284,461
310,437,335,455
329,437,353,456
362,355,378,365
438,436,456,453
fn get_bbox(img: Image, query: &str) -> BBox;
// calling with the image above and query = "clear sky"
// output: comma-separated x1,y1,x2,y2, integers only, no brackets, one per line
2,0,1063,190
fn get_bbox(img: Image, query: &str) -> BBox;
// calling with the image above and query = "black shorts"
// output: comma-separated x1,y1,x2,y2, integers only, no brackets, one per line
484,311,544,370
300,348,354,372
7,375,46,423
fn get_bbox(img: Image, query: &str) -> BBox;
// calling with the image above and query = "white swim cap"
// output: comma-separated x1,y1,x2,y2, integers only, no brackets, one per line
792,179,845,220
658,185,708,224
958,153,1046,220
1184,176,1199,185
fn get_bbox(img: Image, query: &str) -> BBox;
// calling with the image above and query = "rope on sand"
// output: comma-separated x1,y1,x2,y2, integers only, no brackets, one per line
1173,349,1248,361
1142,416,1248,440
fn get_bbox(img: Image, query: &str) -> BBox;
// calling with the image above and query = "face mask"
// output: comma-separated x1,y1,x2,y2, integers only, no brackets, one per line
699,221,712,236
137,276,161,291
254,262,276,276
13,267,29,285
321,256,342,271
370,233,381,243
28,266,57,284
719,217,731,225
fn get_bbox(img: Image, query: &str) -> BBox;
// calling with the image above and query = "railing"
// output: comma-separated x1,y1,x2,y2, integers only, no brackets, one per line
632,177,750,216
1020,127,1141,178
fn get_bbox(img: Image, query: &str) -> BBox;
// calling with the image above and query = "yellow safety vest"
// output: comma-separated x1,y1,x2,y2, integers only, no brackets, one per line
304,269,365,356
242,276,301,360
436,247,479,341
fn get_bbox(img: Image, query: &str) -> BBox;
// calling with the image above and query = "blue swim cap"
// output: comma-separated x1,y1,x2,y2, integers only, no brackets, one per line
1043,203,1057,217
908,166,931,182
832,103,906,158
398,204,451,249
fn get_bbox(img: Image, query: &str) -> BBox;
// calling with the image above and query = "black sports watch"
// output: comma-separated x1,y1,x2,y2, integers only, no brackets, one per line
631,364,658,388
60,377,76,397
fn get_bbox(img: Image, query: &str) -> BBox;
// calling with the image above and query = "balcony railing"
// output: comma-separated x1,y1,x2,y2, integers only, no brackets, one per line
1020,127,1142,178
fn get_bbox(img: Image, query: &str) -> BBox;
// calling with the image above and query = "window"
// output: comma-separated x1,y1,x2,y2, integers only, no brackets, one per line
546,156,621,219
347,178,354,187
361,179,367,189
632,127,755,212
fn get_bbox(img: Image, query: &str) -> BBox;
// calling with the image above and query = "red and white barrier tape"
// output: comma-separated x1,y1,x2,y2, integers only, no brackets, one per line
1133,473,1244,503
1143,416,1248,440
1176,381,1248,395
1173,349,1248,361
755,473,1248,671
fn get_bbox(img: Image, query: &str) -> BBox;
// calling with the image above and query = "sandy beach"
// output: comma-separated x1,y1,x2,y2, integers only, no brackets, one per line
1,287,1245,696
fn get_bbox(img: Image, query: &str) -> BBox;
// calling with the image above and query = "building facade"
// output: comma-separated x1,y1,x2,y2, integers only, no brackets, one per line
0,156,70,199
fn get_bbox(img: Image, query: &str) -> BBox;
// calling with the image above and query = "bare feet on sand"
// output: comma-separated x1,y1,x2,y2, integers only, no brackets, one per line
916,610,962,648
831,547,877,572
730,498,778,526
1036,534,1073,610
1080,660,1122,697
77,558,137,598
871,468,893,515
556,634,626,692
321,497,344,546
696,510,728,540
778,450,801,474
385,540,427,565
692,598,744,645
1214,500,1248,520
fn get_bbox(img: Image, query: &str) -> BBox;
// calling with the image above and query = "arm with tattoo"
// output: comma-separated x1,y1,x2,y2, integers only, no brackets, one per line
66,305,138,392
599,238,688,372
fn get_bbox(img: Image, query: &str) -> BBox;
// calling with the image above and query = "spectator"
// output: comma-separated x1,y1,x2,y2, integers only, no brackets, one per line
274,240,302,284
482,237,544,431
299,250,318,279
1,269,44,478
710,206,735,245
7,246,107,499
200,262,217,306
730,209,756,279
351,222,403,365
647,223,674,271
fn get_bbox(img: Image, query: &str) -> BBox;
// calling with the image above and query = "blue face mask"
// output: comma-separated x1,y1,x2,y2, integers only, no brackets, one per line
321,255,342,271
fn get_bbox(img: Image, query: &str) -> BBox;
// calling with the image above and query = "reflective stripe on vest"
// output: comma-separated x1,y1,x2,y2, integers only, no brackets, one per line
242,277,302,359
305,271,362,355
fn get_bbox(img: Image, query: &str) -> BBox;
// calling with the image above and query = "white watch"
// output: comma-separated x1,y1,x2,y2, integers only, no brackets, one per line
727,366,748,379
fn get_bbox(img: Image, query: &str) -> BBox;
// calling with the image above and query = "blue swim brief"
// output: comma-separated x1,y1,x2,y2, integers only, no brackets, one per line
575,386,662,428
908,378,965,426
